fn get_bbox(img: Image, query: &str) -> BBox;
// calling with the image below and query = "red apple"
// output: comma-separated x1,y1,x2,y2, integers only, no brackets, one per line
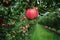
26,8,39,19
1,24,6,27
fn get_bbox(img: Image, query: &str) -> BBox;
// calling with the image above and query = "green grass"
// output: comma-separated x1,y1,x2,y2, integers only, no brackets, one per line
31,24,60,40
